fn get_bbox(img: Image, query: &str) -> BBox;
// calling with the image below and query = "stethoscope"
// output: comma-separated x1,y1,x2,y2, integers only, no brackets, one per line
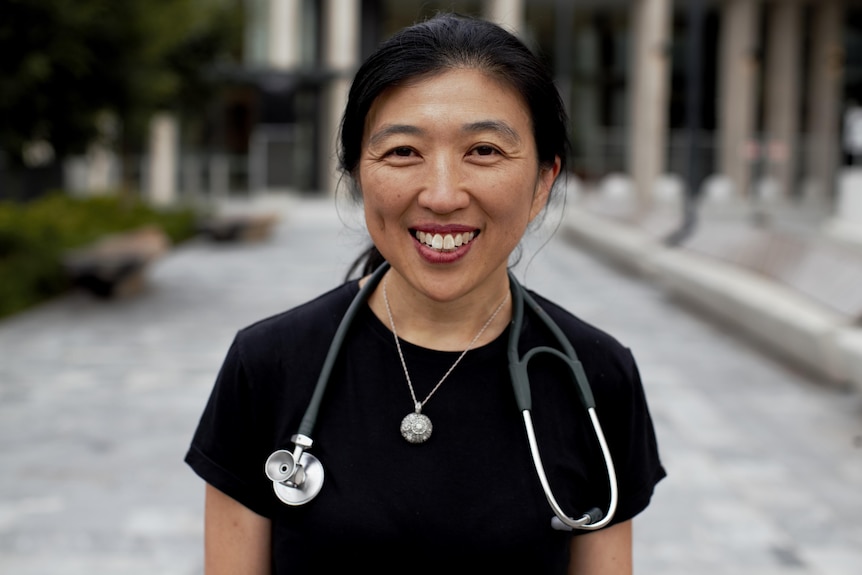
264,262,618,531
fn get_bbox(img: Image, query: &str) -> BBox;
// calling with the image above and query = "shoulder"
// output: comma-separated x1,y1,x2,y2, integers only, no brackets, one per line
522,288,642,414
525,289,635,371
233,281,360,369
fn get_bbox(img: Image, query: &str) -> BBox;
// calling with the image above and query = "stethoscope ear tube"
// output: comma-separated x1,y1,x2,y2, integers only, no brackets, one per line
507,274,618,531
523,407,618,531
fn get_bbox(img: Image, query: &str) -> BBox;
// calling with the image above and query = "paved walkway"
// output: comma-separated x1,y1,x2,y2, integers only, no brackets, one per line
1,195,860,574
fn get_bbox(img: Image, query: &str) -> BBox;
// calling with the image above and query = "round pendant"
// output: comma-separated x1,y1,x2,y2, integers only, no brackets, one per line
400,412,433,444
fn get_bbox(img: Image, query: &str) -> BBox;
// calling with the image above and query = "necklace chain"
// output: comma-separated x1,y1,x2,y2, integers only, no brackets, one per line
382,276,510,413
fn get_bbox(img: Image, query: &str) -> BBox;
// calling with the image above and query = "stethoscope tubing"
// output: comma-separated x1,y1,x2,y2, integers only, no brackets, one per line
296,262,391,439
264,263,391,505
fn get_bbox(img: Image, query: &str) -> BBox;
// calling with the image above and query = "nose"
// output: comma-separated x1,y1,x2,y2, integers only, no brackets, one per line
417,155,470,214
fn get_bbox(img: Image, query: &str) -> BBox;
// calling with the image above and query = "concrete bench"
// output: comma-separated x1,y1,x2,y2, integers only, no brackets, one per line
662,220,862,384
564,208,661,277
196,214,279,242
564,205,862,391
650,246,850,384
683,222,862,320
62,226,170,298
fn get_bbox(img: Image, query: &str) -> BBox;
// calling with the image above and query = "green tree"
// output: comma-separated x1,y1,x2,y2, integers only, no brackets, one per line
0,0,241,168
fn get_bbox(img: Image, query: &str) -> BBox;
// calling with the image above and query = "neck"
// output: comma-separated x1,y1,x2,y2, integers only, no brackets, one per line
370,270,512,352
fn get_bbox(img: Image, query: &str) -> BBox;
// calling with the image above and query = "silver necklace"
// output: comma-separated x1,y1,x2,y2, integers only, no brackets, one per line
382,277,509,444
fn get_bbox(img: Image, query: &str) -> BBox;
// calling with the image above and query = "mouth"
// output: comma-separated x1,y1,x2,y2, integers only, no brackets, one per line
411,229,478,252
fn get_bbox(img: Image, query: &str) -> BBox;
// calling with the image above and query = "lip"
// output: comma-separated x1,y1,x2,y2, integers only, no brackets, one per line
410,225,479,264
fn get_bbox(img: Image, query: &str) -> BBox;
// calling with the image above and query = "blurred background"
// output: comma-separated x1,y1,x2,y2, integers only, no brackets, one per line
4,0,862,309
1,0,860,209
4,0,862,363
1,1,862,574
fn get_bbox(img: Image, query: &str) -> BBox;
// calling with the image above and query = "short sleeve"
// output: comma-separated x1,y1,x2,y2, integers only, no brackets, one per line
599,349,666,525
184,336,276,518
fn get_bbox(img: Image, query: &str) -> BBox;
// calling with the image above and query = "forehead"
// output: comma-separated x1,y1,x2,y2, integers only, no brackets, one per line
362,68,532,139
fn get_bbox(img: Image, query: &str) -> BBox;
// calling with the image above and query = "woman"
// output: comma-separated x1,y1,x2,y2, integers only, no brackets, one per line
186,13,664,574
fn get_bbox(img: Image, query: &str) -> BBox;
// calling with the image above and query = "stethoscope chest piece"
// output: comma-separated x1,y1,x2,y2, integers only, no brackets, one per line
265,447,324,505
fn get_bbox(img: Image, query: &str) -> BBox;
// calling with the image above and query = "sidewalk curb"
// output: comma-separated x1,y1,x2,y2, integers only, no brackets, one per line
563,208,862,392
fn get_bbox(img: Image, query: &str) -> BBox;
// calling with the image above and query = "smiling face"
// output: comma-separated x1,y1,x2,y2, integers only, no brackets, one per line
357,68,560,305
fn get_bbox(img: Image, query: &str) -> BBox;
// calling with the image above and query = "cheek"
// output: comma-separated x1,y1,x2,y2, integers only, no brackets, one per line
359,170,408,232
482,173,543,223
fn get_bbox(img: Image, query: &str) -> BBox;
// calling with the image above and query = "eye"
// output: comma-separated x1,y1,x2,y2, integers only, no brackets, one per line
389,146,415,157
471,145,500,157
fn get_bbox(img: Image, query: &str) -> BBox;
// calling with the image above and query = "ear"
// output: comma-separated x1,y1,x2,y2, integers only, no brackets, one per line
529,156,562,222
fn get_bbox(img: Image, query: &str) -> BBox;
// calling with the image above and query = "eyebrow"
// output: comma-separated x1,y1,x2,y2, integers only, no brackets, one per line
366,120,522,148
367,124,424,149
461,120,522,145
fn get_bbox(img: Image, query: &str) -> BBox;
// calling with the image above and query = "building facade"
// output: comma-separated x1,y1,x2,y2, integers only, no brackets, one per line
219,0,860,221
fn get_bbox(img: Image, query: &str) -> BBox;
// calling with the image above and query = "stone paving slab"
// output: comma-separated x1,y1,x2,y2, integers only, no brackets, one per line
524,220,862,575
1,195,861,574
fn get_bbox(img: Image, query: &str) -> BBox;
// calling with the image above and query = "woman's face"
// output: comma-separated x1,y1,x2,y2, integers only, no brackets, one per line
357,68,560,303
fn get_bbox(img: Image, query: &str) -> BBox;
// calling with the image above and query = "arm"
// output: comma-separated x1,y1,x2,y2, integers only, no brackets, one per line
568,520,632,575
205,483,272,575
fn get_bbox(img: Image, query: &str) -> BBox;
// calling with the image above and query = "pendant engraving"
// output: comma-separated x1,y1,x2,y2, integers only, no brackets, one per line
400,412,433,443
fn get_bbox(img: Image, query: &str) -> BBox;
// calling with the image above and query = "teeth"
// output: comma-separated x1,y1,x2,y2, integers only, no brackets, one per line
415,231,475,251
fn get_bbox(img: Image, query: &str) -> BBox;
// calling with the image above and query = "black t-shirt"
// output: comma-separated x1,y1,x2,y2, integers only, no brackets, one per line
185,281,665,574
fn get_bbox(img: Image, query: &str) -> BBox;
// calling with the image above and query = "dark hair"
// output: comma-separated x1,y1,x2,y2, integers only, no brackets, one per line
341,13,570,277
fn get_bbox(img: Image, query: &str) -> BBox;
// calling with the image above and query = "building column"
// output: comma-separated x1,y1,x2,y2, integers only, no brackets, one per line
269,0,303,69
804,0,844,205
320,0,361,195
483,0,525,38
146,113,178,207
763,0,803,201
627,0,672,212
571,23,602,177
718,0,761,199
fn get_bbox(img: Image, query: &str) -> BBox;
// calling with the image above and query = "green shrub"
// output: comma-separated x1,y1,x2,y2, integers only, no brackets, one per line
0,192,199,318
